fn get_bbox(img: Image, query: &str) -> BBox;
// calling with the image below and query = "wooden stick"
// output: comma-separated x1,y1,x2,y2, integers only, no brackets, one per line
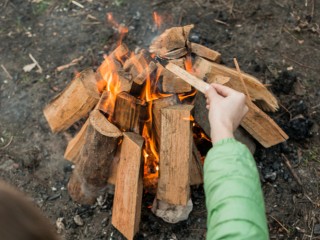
163,62,210,93
67,110,122,204
233,58,251,102
157,104,193,205
162,59,192,93
281,153,302,186
112,132,144,240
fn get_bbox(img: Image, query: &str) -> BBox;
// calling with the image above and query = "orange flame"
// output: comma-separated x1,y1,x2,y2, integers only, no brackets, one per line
96,55,122,118
185,55,193,73
178,89,197,102
107,13,128,44
153,11,163,29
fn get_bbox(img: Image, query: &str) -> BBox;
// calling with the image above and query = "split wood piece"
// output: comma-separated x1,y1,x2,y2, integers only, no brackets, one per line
43,68,100,133
109,43,129,62
67,109,122,204
190,140,203,185
189,42,221,63
149,25,194,57
124,50,151,79
161,61,287,146
96,91,113,115
157,104,193,206
241,100,288,148
64,119,89,162
133,61,157,85
163,48,188,59
112,132,144,240
194,91,256,154
193,57,279,112
152,95,180,151
118,70,133,92
112,92,147,134
162,58,192,93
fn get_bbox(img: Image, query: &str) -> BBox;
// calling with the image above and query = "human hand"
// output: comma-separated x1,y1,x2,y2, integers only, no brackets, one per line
205,83,249,144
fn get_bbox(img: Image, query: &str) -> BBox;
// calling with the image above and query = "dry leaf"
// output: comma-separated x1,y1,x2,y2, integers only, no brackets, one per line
23,63,37,72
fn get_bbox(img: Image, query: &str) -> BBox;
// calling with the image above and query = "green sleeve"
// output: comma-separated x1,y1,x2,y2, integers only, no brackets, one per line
204,138,269,240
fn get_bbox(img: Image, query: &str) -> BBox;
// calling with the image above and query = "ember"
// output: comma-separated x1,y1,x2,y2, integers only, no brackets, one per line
43,23,288,240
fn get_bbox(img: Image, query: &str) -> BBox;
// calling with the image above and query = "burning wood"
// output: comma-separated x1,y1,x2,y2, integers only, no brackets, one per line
43,24,289,238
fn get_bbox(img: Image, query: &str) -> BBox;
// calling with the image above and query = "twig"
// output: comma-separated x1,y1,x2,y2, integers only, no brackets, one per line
1,64,13,80
281,153,303,186
312,103,320,109
71,0,84,8
281,54,318,71
29,54,43,73
269,215,289,234
214,19,230,26
233,58,251,102
56,56,84,72
0,136,13,150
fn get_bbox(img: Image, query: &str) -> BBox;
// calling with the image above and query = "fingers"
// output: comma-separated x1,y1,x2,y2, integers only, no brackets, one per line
205,85,219,102
211,83,237,97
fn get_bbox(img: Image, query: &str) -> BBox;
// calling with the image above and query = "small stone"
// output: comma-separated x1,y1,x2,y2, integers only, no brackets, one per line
265,172,277,181
51,187,57,191
56,217,65,234
74,215,84,226
314,224,320,235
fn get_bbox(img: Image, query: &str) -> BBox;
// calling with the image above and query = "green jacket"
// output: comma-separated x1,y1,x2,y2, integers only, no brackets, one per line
204,138,269,240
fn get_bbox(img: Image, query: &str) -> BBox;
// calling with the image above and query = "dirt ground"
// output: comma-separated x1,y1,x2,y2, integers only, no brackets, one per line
0,0,319,239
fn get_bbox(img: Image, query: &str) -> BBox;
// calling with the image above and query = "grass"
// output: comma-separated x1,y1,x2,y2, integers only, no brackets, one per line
31,0,51,15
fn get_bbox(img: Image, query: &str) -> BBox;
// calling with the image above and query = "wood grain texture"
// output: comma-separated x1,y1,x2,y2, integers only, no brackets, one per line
157,104,193,205
112,132,144,240
43,68,100,133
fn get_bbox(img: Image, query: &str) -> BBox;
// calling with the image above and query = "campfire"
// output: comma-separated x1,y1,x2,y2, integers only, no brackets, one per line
43,24,288,239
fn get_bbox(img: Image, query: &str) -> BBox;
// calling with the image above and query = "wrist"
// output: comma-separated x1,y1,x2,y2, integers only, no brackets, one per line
211,126,234,144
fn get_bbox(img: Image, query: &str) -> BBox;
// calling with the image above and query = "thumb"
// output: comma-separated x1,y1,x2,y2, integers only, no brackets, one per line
205,85,219,102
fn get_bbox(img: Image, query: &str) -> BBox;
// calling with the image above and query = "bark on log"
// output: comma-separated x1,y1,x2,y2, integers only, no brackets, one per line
68,109,122,204
157,104,193,206
112,132,144,240
43,68,100,133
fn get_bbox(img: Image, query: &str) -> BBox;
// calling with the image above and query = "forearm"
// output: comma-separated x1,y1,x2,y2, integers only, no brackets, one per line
204,138,269,239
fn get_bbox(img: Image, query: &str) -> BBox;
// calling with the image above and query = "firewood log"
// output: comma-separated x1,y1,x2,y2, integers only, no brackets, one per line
157,104,193,206
112,132,144,240
152,95,180,151
43,68,100,133
189,42,221,63
67,109,122,204
149,25,194,57
112,92,147,134
190,140,203,185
